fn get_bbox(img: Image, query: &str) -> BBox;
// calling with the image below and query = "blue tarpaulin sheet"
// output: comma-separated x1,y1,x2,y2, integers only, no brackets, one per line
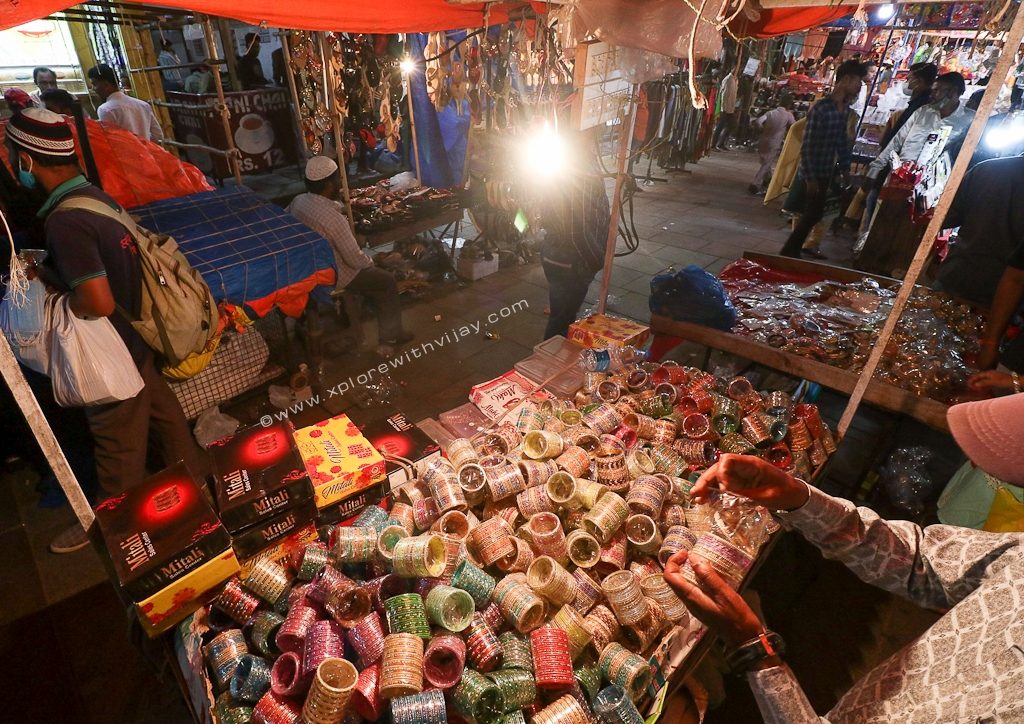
130,186,336,317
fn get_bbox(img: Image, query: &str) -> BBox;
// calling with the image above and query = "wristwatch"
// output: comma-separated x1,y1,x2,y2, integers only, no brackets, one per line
726,630,785,674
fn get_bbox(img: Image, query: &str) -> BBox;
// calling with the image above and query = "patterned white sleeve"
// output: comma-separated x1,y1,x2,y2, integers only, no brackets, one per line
776,486,1023,610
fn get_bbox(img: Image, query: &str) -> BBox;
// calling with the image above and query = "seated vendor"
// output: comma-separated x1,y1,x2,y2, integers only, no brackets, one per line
288,156,412,347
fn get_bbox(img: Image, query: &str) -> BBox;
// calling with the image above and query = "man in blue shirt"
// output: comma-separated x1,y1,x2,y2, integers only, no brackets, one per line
780,61,868,258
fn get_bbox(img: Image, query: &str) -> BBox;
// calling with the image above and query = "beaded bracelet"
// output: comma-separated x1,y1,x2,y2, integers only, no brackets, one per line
594,683,645,724
581,491,629,543
498,630,533,671
350,662,382,720
530,625,575,688
302,657,357,724
554,444,590,479
526,555,578,606
384,593,431,639
532,693,591,724
516,402,546,434
252,689,302,724
682,532,754,590
484,461,529,501
379,633,424,699
463,611,504,672
425,584,475,632
602,570,647,626
649,443,686,477
423,633,466,689
213,577,261,625
566,529,601,568
331,525,378,564
352,504,390,533
450,558,497,608
598,642,652,700
452,668,506,722
392,534,447,578
492,574,547,633
391,688,448,724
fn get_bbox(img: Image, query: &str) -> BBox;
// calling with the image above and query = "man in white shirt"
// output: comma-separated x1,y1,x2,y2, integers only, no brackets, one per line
749,94,795,195
713,71,740,151
864,71,970,185
87,64,164,142
29,67,59,108
287,157,412,347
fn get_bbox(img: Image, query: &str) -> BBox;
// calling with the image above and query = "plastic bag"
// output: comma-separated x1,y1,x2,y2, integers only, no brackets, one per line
49,295,145,407
649,265,738,331
880,446,935,517
193,405,240,448
387,171,421,194
1,278,51,374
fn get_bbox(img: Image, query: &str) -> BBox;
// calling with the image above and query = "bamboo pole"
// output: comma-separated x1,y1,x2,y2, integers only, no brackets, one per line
217,18,241,92
406,75,423,183
202,16,243,186
0,336,94,531
278,31,310,161
836,4,1024,437
597,87,638,315
317,32,356,233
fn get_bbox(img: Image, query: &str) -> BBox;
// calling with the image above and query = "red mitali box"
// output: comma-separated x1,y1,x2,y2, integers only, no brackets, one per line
359,412,442,491
208,421,313,533
94,462,232,601
231,499,319,561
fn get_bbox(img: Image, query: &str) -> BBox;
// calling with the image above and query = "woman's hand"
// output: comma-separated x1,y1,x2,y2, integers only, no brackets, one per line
664,550,763,645
691,454,810,511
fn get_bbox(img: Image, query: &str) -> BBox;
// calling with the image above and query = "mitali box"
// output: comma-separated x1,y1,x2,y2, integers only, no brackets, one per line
94,462,233,601
567,313,650,349
231,499,318,561
136,548,240,637
209,421,313,533
360,412,442,491
293,414,387,509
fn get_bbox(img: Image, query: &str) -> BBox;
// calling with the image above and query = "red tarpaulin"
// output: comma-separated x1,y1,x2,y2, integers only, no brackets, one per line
0,0,548,32
731,6,854,38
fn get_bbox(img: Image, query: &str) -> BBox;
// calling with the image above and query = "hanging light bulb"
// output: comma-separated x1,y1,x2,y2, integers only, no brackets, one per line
876,4,896,20
400,56,416,75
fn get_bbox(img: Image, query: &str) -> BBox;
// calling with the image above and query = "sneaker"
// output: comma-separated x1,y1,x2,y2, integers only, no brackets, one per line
49,523,90,554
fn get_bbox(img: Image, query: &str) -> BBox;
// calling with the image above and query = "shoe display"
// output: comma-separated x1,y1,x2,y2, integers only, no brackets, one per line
49,523,90,554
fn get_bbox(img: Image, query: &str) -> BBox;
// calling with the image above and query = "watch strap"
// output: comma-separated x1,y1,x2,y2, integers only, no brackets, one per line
726,630,786,674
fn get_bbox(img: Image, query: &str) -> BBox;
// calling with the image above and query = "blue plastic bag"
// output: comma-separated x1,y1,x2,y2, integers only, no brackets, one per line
648,265,738,331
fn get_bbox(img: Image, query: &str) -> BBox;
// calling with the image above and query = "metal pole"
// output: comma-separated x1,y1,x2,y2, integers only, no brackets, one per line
837,5,1024,437
278,31,310,160
317,32,356,233
0,336,94,531
202,16,243,186
597,86,638,316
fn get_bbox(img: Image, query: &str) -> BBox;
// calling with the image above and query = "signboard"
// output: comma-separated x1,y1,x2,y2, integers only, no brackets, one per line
167,88,297,178
571,41,632,130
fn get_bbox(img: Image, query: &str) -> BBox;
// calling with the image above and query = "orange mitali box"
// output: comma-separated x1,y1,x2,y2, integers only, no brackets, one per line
136,548,240,637
293,414,386,509
568,313,650,349
239,522,319,578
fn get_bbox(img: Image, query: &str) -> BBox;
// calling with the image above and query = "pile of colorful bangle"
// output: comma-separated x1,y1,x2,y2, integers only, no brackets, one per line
201,355,835,723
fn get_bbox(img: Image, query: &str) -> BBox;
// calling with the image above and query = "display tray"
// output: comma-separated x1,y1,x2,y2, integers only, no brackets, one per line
650,252,956,432
355,205,466,248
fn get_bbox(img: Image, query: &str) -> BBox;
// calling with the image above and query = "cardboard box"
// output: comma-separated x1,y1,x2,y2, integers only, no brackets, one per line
231,499,319,561
568,313,650,349
469,370,551,422
293,414,387,509
136,548,240,637
317,485,386,529
360,412,442,491
239,522,319,578
94,462,232,601
209,421,314,533
457,254,499,281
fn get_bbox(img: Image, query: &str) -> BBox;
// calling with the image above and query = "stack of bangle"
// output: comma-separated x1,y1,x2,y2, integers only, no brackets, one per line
350,663,382,720
498,631,533,671
301,657,357,724
464,611,504,672
452,669,506,722
390,689,448,724
379,633,424,699
423,633,467,689
345,611,386,664
229,654,270,704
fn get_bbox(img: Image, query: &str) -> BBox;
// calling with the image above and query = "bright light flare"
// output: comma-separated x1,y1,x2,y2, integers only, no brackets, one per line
984,117,1024,151
523,125,567,179
876,4,896,20
400,57,416,75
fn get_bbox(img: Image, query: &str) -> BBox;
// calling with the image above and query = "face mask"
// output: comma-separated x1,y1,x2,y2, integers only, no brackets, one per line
18,157,37,190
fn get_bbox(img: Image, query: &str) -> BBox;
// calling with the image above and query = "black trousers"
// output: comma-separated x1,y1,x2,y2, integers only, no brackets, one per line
542,260,595,340
780,186,828,257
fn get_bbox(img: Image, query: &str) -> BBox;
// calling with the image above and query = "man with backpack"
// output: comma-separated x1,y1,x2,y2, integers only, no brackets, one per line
7,108,206,553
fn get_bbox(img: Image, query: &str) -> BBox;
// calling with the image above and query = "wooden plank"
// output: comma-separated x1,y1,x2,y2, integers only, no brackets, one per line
649,314,950,431
355,206,465,248
742,251,900,287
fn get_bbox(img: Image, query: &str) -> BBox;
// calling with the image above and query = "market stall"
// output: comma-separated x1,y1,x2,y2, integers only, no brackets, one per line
648,252,983,431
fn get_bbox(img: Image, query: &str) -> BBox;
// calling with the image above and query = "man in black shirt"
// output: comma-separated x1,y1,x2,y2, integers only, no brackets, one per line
7,108,206,553
237,32,269,90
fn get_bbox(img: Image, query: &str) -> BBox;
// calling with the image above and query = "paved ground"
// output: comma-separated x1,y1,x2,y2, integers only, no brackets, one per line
1,147,938,722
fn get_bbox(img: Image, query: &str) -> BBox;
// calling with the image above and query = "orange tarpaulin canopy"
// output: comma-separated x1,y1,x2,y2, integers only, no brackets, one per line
0,0,547,32
731,6,854,38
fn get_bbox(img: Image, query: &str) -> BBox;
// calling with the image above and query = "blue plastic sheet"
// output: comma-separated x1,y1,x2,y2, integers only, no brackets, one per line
648,265,738,331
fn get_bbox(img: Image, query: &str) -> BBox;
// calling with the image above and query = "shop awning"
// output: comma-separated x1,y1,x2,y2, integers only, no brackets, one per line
730,5,855,38
0,0,552,33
